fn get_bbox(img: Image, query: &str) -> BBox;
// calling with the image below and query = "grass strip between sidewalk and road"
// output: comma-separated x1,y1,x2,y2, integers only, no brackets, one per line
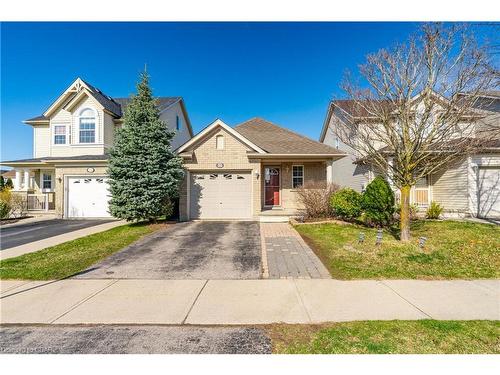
0,222,164,280
294,220,500,280
268,320,500,354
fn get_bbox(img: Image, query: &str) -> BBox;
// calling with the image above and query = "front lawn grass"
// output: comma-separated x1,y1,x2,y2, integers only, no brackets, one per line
0,222,164,280
295,220,500,279
269,320,500,354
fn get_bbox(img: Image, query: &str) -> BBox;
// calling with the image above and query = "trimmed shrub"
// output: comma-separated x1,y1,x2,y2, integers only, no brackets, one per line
426,201,444,219
5,178,13,189
362,176,395,226
330,188,363,220
296,181,339,219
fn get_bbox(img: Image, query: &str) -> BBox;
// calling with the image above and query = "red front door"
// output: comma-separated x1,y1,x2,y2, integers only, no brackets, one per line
264,167,280,206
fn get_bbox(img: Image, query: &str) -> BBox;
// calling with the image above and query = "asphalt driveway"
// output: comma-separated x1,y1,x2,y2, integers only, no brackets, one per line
75,221,262,279
0,219,115,250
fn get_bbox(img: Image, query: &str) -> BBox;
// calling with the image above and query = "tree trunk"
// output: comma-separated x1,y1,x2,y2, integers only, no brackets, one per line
400,185,411,242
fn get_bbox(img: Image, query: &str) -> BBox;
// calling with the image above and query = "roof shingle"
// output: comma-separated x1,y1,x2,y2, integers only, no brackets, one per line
234,117,344,155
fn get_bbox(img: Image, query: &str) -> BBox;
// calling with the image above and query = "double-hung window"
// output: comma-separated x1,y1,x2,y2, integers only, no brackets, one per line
79,109,96,143
42,173,52,190
54,125,67,144
292,165,304,188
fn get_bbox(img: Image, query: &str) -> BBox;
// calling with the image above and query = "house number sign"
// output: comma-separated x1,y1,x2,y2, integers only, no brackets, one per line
216,163,224,168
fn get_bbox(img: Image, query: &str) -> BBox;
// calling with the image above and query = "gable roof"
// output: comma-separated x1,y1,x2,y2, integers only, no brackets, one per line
25,78,189,129
177,119,267,154
235,117,343,155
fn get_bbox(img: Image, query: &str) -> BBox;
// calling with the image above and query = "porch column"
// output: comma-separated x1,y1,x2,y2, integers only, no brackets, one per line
326,159,334,184
23,169,30,191
14,169,21,190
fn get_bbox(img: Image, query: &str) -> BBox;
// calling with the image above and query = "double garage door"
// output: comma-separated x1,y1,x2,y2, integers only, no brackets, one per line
477,167,500,218
189,172,252,219
66,176,112,218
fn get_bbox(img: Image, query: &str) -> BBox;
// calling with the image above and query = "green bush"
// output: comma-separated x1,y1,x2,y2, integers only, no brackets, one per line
0,200,10,219
362,176,395,226
330,188,363,220
426,201,444,219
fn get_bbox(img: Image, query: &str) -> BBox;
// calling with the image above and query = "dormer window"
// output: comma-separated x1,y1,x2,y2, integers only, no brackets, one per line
216,134,224,150
79,108,96,143
54,125,67,144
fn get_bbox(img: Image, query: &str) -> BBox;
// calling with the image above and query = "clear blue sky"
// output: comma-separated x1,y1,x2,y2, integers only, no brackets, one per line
0,22,473,161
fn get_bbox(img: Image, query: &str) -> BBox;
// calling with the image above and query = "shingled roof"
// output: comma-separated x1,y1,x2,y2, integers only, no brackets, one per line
234,117,344,155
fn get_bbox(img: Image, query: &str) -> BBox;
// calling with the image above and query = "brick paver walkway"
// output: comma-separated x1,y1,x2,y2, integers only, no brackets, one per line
260,223,330,279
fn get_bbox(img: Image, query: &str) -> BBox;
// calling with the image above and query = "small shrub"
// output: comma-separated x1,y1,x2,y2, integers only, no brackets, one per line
330,188,362,221
426,201,444,219
9,193,27,218
296,181,339,218
5,178,13,189
362,176,395,226
0,200,10,219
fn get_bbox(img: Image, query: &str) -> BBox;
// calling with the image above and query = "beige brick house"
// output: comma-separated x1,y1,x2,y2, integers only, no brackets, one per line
1,78,193,218
177,118,345,221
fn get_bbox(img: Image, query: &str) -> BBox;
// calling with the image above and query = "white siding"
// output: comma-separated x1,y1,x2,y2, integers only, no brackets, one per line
103,112,115,149
160,102,191,150
323,108,370,191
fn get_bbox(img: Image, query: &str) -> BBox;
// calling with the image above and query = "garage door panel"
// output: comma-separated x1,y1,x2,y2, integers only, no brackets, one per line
478,168,500,218
190,172,251,219
67,177,112,218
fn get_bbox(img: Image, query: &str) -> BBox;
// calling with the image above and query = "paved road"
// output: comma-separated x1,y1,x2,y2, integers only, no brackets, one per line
0,325,271,354
0,219,115,250
74,221,262,279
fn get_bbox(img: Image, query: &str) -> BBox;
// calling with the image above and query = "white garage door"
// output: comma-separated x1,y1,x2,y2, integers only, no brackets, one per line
190,172,252,219
67,176,112,218
477,167,500,218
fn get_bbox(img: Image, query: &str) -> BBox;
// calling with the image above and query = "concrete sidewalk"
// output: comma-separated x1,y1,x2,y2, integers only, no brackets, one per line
0,220,127,260
1,279,498,324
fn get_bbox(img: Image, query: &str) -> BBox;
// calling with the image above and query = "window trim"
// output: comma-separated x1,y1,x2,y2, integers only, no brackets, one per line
292,164,304,189
40,171,53,192
77,107,97,144
52,123,69,146
215,134,225,150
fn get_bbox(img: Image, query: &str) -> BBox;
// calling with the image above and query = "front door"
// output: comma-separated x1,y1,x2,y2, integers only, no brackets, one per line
264,166,280,206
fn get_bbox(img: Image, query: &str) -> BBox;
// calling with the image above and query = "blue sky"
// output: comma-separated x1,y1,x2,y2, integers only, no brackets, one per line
0,22,481,161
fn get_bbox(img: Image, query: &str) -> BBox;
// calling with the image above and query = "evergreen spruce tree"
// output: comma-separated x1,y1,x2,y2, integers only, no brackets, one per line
107,72,184,221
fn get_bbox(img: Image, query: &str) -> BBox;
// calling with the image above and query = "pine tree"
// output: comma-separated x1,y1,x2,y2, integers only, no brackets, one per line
107,72,184,222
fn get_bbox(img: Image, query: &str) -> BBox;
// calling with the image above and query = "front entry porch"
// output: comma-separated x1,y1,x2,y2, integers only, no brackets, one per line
9,167,56,214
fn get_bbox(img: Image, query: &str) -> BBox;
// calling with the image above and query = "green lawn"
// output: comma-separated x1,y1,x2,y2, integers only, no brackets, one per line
0,222,163,280
295,220,500,279
269,320,500,354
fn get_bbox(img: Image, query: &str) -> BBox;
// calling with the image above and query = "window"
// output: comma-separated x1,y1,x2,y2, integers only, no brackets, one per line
216,135,224,150
292,165,304,188
42,173,52,189
54,125,67,144
79,108,96,143
176,115,181,131
335,137,340,149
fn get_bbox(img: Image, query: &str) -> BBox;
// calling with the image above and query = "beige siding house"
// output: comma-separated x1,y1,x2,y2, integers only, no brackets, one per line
320,92,500,219
177,118,345,221
1,78,193,218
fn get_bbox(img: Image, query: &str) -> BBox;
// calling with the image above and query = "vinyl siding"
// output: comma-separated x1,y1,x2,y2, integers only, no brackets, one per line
430,157,469,213
33,125,51,158
160,102,191,150
323,108,370,191
103,112,115,149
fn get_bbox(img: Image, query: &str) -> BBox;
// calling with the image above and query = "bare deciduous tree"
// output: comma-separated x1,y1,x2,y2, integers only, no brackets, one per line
333,23,498,241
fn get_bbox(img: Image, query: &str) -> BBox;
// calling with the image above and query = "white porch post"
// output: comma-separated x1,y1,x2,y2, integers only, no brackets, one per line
326,159,333,184
23,169,30,191
14,169,21,190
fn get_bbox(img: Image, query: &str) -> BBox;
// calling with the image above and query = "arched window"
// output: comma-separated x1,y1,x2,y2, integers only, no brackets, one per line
79,108,96,143
216,134,224,150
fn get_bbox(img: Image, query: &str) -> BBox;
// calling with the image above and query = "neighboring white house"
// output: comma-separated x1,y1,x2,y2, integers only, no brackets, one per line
1,78,193,218
319,91,500,219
